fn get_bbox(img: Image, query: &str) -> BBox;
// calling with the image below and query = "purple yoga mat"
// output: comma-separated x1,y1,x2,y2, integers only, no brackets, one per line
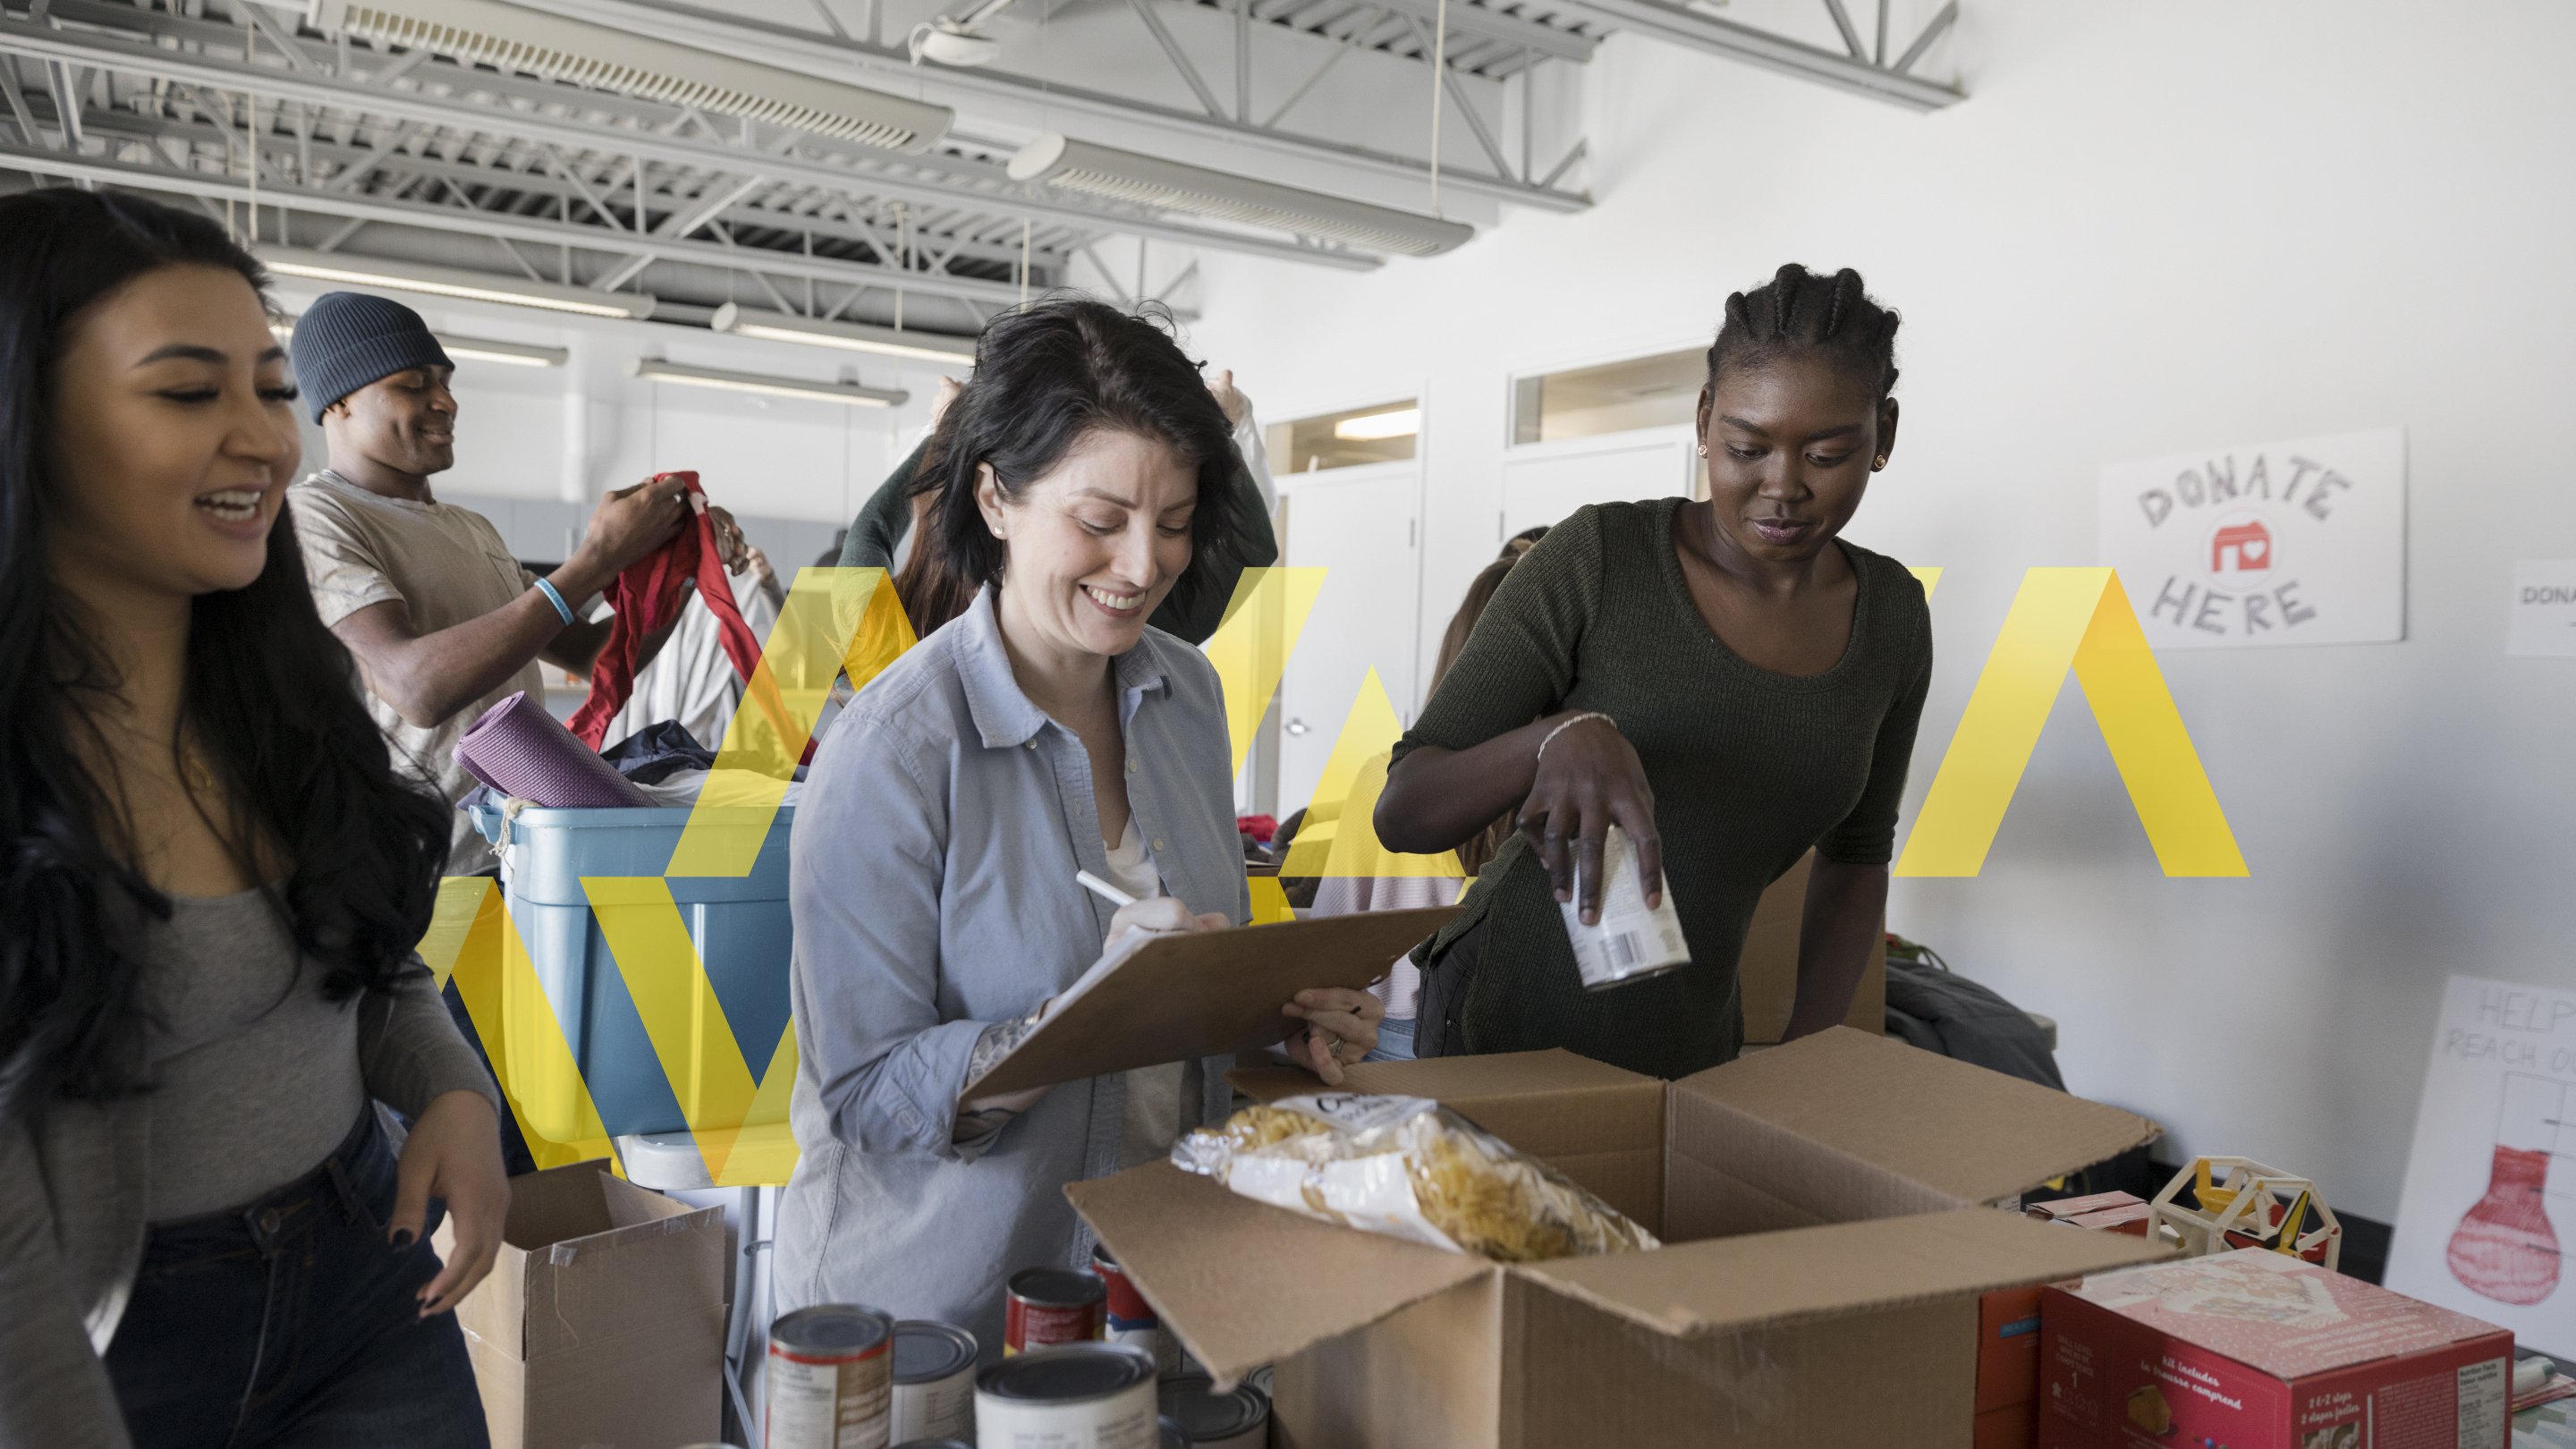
453,691,656,809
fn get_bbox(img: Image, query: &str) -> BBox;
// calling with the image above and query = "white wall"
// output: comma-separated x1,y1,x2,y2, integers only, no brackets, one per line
1183,0,2576,1221
271,281,962,565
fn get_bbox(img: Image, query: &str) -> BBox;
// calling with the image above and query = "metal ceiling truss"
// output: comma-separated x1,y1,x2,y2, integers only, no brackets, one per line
1543,0,1962,110
505,0,1595,212
0,0,1391,338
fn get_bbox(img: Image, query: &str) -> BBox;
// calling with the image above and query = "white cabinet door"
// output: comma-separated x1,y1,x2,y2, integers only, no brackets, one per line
1499,424,1699,538
1273,462,1422,819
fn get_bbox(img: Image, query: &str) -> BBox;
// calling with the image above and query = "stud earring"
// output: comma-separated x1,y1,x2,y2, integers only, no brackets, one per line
1872,455,1887,470
1696,444,1707,457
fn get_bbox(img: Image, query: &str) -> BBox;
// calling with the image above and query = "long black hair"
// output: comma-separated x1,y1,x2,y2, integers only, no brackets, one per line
902,296,1239,631
0,188,451,1120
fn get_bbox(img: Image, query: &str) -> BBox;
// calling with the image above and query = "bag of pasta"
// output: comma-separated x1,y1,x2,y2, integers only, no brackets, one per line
1169,1094,1658,1261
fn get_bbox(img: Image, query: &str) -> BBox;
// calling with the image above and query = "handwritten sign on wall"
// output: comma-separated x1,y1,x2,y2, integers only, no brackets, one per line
2097,428,2405,648
2385,974,2576,1358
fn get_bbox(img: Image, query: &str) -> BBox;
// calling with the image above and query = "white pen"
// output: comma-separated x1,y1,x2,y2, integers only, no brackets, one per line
1073,869,1138,908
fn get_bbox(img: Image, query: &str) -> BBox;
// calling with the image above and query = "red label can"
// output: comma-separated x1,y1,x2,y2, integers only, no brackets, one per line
1004,1267,1105,1356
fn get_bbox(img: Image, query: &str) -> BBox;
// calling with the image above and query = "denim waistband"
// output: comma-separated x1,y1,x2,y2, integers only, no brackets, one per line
145,1107,383,1256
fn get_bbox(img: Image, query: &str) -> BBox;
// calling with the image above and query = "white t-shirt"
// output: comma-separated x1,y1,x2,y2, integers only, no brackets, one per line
1103,816,1189,1169
290,472,543,876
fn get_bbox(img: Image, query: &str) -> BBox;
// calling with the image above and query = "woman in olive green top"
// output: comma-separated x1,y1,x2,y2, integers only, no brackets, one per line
1377,264,1931,1080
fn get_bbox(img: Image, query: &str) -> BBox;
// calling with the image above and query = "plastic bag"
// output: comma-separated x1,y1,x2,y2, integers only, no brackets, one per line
1170,1094,1659,1261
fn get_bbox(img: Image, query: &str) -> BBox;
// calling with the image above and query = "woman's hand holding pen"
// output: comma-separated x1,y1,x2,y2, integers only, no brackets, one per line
1282,988,1383,1086
1105,894,1232,937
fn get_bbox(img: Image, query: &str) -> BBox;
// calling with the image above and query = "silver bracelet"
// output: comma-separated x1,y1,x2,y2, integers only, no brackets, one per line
1534,711,1616,767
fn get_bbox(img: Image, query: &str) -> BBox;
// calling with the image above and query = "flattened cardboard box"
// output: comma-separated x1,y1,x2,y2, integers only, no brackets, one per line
1066,1028,2170,1449
435,1160,728,1449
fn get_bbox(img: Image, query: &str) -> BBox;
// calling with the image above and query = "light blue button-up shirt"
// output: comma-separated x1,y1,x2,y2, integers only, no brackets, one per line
775,588,1248,1356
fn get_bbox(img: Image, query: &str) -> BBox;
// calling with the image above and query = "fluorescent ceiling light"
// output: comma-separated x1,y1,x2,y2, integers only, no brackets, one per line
1009,135,1474,258
1335,408,1419,440
628,357,908,408
309,0,951,152
440,337,570,368
708,303,978,366
261,246,655,319
273,315,568,367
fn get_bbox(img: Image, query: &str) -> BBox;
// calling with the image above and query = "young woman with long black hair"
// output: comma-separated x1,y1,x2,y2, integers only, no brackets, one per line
0,190,505,1447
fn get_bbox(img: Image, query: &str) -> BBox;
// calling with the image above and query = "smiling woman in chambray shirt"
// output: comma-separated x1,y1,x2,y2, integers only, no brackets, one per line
773,301,1382,1358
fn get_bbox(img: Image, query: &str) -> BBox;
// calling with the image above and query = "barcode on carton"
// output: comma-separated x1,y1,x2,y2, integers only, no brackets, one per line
1606,932,1641,970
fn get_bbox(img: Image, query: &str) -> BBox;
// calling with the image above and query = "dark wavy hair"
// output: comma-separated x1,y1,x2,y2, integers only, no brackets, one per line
0,188,451,1120
901,296,1238,631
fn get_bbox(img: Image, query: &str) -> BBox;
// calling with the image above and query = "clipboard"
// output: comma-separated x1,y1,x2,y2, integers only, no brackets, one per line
959,905,1459,1103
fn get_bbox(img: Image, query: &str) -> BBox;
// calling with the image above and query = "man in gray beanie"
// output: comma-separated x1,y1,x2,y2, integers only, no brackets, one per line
287,291,749,875
289,292,748,1177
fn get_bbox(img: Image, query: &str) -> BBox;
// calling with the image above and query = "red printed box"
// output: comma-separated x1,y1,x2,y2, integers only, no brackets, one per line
2039,1249,2511,1449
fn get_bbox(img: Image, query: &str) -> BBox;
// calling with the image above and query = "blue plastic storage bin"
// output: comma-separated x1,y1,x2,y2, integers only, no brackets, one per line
484,804,797,1141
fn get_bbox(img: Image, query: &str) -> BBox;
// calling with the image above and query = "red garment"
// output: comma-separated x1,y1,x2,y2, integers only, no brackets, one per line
567,472,767,750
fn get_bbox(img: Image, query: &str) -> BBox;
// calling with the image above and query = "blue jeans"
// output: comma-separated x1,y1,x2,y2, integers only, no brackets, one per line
104,1107,490,1449
1361,1016,1418,1063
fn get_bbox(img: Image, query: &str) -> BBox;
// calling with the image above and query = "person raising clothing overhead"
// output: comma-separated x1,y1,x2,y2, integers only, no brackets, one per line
284,292,750,877
775,298,1377,1358
1377,264,1933,1077
0,188,502,1449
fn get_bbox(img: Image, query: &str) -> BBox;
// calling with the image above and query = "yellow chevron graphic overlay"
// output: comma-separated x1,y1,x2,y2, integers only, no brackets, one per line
1281,667,1463,879
667,566,915,877
430,877,623,1173
1894,568,2245,878
583,876,800,1185
1205,566,1327,776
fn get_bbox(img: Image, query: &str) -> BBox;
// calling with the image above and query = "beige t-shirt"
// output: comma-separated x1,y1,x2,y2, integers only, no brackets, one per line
290,471,545,876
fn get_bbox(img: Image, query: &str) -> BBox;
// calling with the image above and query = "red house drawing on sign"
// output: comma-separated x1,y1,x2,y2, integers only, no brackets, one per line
2211,520,2271,575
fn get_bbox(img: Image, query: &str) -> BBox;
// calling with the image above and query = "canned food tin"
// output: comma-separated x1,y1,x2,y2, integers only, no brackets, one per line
975,1343,1159,1449
1160,1415,1189,1449
888,1319,977,1443
1091,1245,1179,1374
890,1442,973,1449
1157,1373,1270,1448
1004,1267,1106,1355
767,1304,894,1449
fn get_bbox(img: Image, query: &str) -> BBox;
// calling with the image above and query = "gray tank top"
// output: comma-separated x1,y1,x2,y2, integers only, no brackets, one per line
141,889,366,1222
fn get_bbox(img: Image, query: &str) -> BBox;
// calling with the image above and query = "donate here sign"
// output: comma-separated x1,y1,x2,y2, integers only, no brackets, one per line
2098,427,2406,649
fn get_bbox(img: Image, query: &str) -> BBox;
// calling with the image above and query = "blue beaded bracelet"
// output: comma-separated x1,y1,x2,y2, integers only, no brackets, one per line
531,577,575,626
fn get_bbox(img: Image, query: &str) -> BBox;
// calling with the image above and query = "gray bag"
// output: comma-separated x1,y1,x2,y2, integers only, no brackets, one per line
1881,936,2065,1090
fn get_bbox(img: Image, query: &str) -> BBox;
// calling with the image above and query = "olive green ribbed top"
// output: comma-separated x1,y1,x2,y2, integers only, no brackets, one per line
1391,498,1932,1080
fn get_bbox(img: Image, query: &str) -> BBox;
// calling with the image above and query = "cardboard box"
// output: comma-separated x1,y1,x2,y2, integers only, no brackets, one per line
435,1161,729,1449
1979,1402,2039,1449
2038,1249,2512,1449
1737,850,1887,1042
2026,1191,2149,1225
1982,1284,2048,1412
1066,1027,2169,1448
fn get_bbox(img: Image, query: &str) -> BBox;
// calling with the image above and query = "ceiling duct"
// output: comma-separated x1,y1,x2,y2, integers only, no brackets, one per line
1007,135,1473,258
308,0,953,152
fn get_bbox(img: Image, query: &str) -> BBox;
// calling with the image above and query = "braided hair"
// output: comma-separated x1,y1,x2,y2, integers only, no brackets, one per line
1707,264,1902,401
